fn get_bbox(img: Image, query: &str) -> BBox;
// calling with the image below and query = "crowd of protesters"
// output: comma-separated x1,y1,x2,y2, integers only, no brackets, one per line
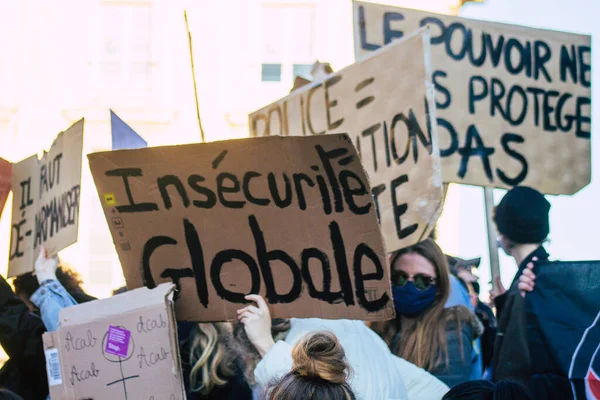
0,186,591,399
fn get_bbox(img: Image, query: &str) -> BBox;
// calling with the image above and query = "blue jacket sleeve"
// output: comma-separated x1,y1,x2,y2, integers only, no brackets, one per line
30,279,78,332
432,322,474,388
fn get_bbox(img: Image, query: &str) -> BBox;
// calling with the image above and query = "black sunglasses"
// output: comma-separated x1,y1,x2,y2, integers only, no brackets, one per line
392,271,436,291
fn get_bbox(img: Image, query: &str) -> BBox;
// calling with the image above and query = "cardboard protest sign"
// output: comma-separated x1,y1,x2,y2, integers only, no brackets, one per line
249,28,443,254
88,134,394,322
43,283,185,400
0,157,11,218
8,119,84,277
354,2,591,194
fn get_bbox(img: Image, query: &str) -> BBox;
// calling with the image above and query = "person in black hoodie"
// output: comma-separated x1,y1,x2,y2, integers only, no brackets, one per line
0,274,48,400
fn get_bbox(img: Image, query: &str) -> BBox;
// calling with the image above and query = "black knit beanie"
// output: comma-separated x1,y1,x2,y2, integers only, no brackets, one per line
494,186,551,244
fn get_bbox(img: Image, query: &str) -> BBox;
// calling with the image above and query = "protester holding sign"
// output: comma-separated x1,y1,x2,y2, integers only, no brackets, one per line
13,258,96,320
491,185,600,399
15,247,78,332
371,239,482,388
491,186,551,315
236,295,449,399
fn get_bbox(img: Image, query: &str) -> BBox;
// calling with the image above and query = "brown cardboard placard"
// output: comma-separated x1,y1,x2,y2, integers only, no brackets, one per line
88,134,394,322
249,28,443,254
8,119,84,277
43,283,185,400
354,2,591,194
0,157,11,218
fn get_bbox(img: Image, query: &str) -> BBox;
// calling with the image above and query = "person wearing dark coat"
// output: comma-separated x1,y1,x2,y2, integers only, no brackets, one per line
491,186,573,398
0,274,48,400
491,186,551,317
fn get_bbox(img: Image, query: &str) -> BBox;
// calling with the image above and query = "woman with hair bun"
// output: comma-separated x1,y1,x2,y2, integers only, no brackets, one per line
235,294,449,399
266,331,355,400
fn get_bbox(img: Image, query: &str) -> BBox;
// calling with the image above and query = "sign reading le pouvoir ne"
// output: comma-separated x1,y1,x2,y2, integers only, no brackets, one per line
88,134,395,322
8,120,84,277
355,2,591,195
249,28,443,255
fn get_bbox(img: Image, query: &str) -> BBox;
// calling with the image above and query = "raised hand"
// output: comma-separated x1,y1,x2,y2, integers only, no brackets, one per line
237,294,275,357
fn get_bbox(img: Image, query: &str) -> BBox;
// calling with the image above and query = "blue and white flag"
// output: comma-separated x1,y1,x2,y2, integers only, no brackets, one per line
110,110,147,150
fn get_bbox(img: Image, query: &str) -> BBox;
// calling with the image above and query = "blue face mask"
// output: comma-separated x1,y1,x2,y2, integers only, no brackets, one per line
392,282,437,318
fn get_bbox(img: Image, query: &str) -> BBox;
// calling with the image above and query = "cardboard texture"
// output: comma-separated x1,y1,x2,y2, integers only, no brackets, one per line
354,2,592,194
0,157,11,218
7,119,84,277
43,283,185,400
88,134,395,322
249,28,443,254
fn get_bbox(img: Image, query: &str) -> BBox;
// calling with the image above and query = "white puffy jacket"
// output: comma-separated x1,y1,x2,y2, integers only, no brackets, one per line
254,318,449,400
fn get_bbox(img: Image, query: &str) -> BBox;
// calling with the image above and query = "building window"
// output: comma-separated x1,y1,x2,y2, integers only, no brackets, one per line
293,64,312,80
99,2,153,90
260,4,315,85
262,63,282,82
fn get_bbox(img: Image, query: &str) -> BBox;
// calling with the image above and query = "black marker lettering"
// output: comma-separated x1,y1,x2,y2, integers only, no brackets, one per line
250,215,302,304
157,175,190,210
391,175,418,240
496,133,528,186
353,243,389,312
106,169,159,213
188,174,217,209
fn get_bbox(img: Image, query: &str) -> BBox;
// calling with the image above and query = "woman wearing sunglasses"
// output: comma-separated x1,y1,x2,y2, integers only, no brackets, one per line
371,238,482,388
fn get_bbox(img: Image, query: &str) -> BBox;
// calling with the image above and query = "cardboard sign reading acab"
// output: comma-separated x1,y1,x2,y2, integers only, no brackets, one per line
88,134,394,322
354,2,591,194
43,283,185,400
0,157,11,218
249,28,443,254
8,119,84,277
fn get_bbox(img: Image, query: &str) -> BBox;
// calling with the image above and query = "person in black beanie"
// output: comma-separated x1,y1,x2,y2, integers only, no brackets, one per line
491,186,551,316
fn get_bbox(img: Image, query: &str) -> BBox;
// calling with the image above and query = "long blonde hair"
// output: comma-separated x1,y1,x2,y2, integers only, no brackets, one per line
189,322,235,394
372,239,463,371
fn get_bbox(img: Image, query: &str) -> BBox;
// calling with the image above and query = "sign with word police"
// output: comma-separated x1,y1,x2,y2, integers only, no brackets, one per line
8,120,84,277
249,28,443,254
354,2,591,195
88,134,395,322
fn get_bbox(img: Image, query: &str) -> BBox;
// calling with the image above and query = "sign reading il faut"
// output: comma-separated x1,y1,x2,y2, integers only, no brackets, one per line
89,135,395,322
354,2,591,194
8,120,84,277
249,28,443,254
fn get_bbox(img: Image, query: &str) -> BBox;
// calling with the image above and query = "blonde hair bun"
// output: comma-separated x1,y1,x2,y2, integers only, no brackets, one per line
291,331,350,384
